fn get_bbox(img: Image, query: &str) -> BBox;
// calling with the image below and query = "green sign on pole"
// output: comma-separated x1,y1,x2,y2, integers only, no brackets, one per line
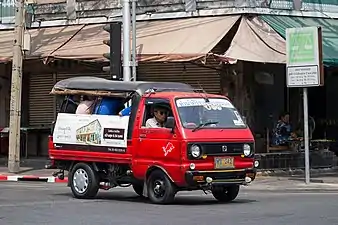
288,32,315,63
286,26,323,87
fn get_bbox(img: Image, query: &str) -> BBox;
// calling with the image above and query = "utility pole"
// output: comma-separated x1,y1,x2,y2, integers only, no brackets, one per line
122,0,131,81
8,0,25,173
131,0,137,81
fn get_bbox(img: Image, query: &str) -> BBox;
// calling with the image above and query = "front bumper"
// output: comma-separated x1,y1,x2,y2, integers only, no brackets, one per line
185,168,256,186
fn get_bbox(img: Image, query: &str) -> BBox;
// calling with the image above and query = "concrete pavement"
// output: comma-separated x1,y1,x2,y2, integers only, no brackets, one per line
0,182,338,225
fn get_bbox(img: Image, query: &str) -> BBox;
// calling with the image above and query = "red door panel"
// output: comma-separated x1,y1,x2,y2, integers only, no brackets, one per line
133,127,181,181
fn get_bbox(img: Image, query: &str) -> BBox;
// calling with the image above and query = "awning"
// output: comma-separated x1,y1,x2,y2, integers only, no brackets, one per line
220,16,286,64
45,24,109,61
260,15,338,66
0,24,99,61
0,15,240,63
136,15,240,62
36,0,65,3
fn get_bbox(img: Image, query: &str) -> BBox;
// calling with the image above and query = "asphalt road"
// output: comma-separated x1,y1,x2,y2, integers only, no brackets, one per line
0,182,337,225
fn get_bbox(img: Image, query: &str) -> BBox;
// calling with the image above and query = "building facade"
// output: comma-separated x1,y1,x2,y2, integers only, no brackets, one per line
2,0,338,29
0,0,338,168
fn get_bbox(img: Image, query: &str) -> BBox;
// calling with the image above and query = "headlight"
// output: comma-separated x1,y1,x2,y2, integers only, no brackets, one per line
190,145,201,158
243,144,251,156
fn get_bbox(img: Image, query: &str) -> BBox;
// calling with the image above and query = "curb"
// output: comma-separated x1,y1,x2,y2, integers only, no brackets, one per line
244,185,338,192
255,167,338,177
0,175,68,183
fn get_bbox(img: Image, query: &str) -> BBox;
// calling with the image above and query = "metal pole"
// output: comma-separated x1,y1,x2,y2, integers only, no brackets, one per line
8,0,25,173
131,0,137,81
122,0,131,81
303,87,310,184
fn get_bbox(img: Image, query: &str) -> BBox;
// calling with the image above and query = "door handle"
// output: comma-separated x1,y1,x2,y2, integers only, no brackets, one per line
140,134,147,138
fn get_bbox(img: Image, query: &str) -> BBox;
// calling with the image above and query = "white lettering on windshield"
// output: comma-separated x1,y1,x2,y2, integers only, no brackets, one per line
176,98,234,109
203,103,223,111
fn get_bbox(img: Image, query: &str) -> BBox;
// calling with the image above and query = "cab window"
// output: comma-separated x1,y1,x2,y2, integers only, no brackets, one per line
142,98,174,129
59,95,79,114
58,95,127,116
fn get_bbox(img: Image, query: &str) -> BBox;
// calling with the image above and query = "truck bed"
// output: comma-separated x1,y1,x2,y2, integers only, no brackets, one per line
49,149,133,164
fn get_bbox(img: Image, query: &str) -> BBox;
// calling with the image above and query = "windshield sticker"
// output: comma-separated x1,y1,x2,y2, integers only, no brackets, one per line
233,120,245,126
203,103,222,111
162,142,175,156
233,111,245,126
176,98,234,109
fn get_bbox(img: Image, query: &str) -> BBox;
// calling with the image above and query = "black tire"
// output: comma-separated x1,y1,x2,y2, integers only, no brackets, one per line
147,170,176,204
70,163,99,199
212,185,240,202
132,183,144,197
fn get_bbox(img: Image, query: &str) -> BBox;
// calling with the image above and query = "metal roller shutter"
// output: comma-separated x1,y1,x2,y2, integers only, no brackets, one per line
28,73,55,126
137,61,221,94
29,72,110,126
56,72,110,82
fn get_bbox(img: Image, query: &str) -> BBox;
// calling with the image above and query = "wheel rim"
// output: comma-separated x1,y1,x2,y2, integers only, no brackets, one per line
73,168,89,194
153,179,165,198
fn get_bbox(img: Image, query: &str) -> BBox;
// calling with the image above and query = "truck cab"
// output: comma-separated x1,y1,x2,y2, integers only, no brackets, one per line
49,76,258,204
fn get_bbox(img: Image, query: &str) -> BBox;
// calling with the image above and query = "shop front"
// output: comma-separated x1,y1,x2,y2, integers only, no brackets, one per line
213,14,338,169
258,15,338,169
2,12,337,170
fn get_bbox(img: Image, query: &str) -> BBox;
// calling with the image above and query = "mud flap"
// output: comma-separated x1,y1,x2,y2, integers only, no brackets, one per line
142,179,148,197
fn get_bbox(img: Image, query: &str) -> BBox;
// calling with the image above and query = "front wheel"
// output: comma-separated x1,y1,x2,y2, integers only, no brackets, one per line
147,170,176,204
132,183,144,197
70,163,99,199
212,185,240,202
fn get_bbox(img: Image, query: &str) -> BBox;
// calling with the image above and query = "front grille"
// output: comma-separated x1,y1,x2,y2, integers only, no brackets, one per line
188,142,254,157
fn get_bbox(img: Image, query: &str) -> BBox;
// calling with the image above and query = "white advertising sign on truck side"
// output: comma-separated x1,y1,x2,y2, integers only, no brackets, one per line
53,113,129,153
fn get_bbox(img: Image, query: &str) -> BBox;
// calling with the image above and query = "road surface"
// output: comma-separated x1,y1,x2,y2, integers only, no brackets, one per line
0,182,337,225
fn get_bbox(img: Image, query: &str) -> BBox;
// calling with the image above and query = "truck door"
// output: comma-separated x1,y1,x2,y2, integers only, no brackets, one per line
133,98,181,179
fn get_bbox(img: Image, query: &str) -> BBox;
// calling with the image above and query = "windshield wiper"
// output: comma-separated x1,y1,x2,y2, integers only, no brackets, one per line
192,121,219,132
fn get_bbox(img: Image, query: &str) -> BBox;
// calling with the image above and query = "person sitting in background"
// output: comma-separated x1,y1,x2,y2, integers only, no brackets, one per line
271,112,296,146
94,97,125,115
76,95,95,114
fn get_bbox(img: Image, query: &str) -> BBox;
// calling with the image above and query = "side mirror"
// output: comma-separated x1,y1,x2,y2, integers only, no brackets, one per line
165,117,175,133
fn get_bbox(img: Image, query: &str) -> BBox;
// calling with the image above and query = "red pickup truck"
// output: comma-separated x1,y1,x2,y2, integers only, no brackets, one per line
49,77,258,204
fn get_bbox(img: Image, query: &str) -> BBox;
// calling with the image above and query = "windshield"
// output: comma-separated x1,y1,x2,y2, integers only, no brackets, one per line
175,98,246,129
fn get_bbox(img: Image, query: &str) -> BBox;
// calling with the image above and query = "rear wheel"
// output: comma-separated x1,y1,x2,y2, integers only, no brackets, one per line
212,185,240,202
70,163,99,199
147,170,176,204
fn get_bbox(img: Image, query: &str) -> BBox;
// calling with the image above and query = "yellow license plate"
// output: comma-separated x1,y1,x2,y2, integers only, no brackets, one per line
214,157,234,169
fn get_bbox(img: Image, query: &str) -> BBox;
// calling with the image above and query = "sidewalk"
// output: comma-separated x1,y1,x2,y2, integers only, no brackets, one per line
0,157,67,183
244,176,338,192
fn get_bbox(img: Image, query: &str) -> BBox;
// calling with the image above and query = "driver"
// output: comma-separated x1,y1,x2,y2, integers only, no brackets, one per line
145,104,169,128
